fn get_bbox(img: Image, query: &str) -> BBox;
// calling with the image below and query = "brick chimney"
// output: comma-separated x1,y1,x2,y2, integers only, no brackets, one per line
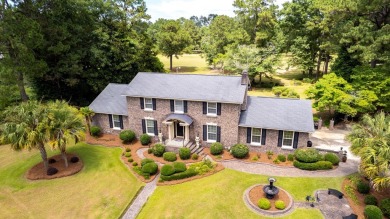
241,70,249,111
241,70,248,85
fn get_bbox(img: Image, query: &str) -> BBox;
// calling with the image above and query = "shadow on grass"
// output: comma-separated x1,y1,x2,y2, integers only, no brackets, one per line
168,66,198,73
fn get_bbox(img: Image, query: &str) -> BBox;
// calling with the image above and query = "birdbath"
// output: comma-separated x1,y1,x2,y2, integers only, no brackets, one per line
263,177,279,199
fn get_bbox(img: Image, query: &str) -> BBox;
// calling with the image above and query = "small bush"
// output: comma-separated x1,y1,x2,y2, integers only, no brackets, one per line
119,130,136,143
293,160,333,170
266,150,273,159
124,152,131,157
189,160,215,175
125,148,131,152
152,144,165,157
364,195,378,206
231,144,249,158
47,167,58,176
163,152,177,162
179,147,191,160
132,161,138,166
70,156,79,163
160,168,197,181
287,154,294,161
48,158,56,164
273,158,280,164
133,166,150,179
173,162,187,173
252,155,259,161
294,148,321,163
275,200,286,210
258,198,271,210
364,205,383,219
210,142,224,155
128,158,133,162
379,198,390,217
141,162,158,175
141,158,154,167
303,78,312,83
191,153,199,160
140,134,151,145
324,153,340,165
277,154,286,162
161,164,176,176
147,148,153,154
90,126,101,137
357,181,370,194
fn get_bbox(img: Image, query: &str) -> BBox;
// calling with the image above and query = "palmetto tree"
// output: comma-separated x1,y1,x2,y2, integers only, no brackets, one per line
47,100,85,168
80,106,94,135
0,101,50,170
347,112,390,191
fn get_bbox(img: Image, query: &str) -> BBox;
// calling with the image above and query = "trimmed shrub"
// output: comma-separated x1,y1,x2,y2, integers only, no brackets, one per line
140,134,151,145
277,154,286,162
258,198,271,210
127,158,134,162
287,154,294,161
179,148,191,160
125,148,131,152
210,142,224,155
161,164,176,176
90,126,101,137
379,198,390,217
173,162,187,173
124,152,131,157
119,130,136,143
294,148,321,163
191,153,199,160
163,152,177,162
141,162,158,175
357,181,370,194
324,153,340,165
275,200,286,210
293,160,333,170
47,167,58,176
147,148,153,154
273,158,280,164
364,195,378,206
133,166,150,178
70,157,79,163
141,158,154,167
364,205,383,219
132,162,138,166
152,144,165,157
160,168,197,181
231,144,249,159
48,158,56,164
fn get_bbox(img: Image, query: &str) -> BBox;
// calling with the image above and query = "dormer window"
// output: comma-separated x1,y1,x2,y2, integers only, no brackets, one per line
174,100,184,113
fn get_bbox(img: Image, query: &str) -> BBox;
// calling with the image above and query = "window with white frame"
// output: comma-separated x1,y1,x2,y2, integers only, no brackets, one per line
207,125,217,142
174,100,184,113
146,119,155,135
112,115,121,129
144,98,153,110
251,128,261,144
282,131,294,147
207,102,217,115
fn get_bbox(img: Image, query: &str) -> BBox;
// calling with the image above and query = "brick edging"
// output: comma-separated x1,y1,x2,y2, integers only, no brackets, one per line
220,159,296,169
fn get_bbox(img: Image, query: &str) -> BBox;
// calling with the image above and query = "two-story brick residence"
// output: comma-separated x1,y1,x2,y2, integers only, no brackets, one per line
89,72,314,153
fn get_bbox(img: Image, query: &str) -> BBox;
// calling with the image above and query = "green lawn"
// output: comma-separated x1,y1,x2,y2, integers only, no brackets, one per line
158,54,211,73
0,143,143,218
137,168,343,219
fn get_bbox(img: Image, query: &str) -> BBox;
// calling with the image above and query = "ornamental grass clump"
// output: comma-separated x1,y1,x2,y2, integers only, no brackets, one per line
258,198,271,210
231,144,249,158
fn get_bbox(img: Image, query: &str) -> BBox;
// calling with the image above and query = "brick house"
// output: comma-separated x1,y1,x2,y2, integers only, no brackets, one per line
89,72,314,153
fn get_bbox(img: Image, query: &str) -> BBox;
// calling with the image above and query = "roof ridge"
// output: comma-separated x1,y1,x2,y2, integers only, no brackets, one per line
247,95,309,101
138,72,242,78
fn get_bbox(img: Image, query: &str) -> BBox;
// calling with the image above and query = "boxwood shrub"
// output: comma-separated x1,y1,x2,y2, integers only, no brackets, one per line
90,126,101,137
293,160,333,170
140,134,151,145
357,181,370,194
277,154,286,162
179,147,191,160
364,195,378,206
275,200,286,210
294,148,321,163
161,164,175,176
191,153,199,160
173,162,187,173
141,162,158,175
258,198,271,210
210,142,224,155
287,154,294,161
160,168,197,181
141,158,154,167
119,130,136,143
163,152,177,162
324,153,340,165
379,198,390,217
152,144,165,157
231,144,249,158
364,205,383,219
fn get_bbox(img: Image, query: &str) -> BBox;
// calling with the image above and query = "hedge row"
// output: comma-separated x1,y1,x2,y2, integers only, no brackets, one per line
160,168,197,181
293,160,333,170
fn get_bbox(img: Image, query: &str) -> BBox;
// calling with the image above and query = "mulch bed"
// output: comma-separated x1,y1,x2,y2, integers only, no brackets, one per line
143,150,201,164
26,153,83,180
86,133,125,147
248,185,291,211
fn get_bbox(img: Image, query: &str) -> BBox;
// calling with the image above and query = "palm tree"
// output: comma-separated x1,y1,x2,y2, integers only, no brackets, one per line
0,101,50,170
80,106,95,135
47,101,85,168
347,112,390,191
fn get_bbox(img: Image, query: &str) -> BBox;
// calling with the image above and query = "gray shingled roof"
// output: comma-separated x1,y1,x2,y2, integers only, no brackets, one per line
89,83,128,116
122,72,247,104
239,96,315,133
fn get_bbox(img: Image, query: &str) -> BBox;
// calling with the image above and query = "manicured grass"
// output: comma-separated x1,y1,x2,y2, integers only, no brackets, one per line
138,168,342,218
0,143,143,218
157,54,210,73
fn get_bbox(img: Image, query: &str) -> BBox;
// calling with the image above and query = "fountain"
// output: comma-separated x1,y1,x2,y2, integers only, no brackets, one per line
263,177,279,199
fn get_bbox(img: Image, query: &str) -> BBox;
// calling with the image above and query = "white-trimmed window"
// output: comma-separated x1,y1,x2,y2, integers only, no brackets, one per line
207,125,217,142
112,115,121,129
174,100,184,113
251,128,261,145
146,119,155,135
282,131,294,147
144,98,153,110
207,102,217,115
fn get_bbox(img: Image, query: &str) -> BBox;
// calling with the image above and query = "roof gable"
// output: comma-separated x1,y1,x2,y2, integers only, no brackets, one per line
89,83,128,115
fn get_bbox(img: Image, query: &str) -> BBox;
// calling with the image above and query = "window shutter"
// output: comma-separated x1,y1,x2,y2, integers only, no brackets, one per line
184,101,188,113
293,132,299,149
246,127,251,143
140,98,144,109
261,129,267,145
277,130,283,147
152,98,156,110
203,125,207,141
154,120,158,135
119,115,124,129
108,114,113,128
217,126,221,142
170,100,174,112
141,119,146,133
217,103,221,115
202,102,207,114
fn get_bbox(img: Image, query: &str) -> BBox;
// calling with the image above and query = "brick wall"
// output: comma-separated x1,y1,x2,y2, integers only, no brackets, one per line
92,113,129,134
